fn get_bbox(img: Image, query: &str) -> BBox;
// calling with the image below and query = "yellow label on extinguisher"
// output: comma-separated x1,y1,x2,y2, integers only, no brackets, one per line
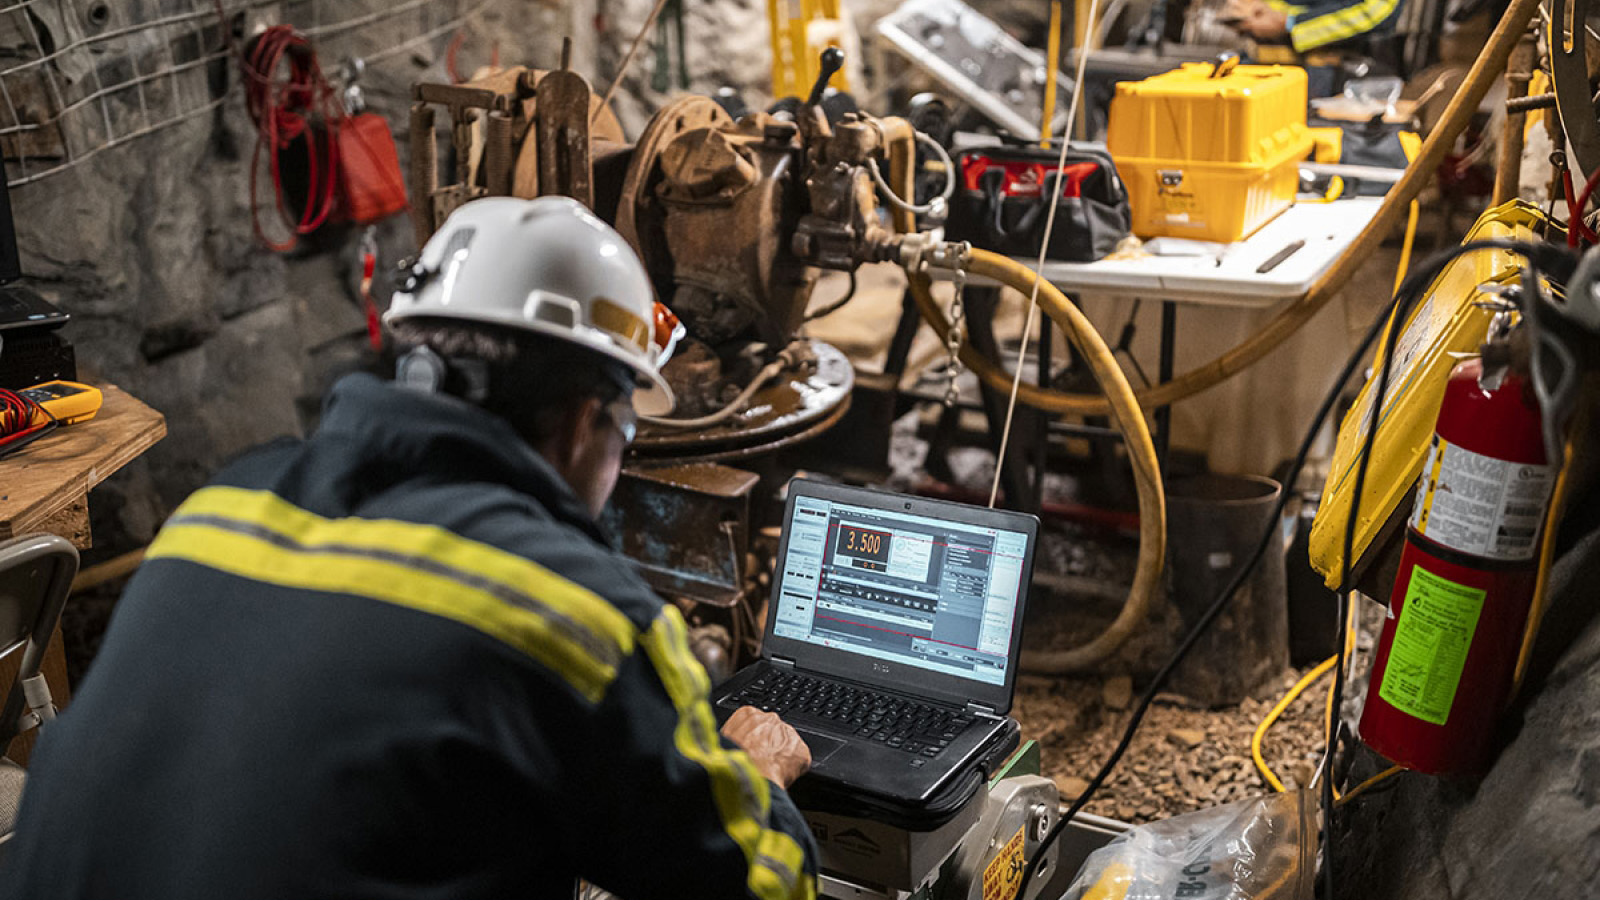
1377,567,1486,726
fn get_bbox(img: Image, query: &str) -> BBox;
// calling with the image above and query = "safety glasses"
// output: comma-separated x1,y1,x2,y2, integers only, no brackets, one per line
604,395,638,445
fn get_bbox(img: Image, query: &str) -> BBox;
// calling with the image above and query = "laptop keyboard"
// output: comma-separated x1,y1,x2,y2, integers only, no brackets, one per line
729,670,978,757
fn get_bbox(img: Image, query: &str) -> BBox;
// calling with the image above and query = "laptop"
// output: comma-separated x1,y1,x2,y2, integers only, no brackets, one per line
0,151,67,335
714,478,1038,805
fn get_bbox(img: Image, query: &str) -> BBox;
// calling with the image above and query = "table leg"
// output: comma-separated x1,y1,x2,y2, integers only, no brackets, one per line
964,287,1040,512
1035,313,1052,511
1,623,70,766
1156,300,1176,473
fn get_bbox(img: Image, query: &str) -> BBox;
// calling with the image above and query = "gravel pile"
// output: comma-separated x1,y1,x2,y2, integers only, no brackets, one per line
1015,666,1331,825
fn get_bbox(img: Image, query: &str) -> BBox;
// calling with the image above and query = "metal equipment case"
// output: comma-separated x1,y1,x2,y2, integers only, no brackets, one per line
1308,201,1548,587
1106,61,1312,243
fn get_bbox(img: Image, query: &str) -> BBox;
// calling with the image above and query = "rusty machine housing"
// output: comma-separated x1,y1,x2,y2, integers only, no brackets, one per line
407,53,922,678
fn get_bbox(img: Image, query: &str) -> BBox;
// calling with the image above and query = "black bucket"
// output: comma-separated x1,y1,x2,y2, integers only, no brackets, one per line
1165,474,1290,707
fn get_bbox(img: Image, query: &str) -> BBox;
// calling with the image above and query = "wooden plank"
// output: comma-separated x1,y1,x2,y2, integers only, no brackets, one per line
0,384,163,766
36,497,91,550
0,384,166,541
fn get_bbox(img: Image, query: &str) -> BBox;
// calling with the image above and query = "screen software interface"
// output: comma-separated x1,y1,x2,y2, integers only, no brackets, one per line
772,494,1029,686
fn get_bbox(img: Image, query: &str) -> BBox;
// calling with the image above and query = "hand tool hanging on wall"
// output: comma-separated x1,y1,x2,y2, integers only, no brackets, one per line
337,65,409,230
357,227,383,351
652,0,689,92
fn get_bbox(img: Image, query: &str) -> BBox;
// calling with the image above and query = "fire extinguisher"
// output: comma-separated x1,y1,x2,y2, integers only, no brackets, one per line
1358,356,1557,775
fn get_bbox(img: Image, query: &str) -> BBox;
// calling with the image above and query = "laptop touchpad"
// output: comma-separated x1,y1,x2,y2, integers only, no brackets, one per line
795,728,847,764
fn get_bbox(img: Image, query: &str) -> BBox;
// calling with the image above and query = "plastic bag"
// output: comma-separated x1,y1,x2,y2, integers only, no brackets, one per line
1061,791,1316,900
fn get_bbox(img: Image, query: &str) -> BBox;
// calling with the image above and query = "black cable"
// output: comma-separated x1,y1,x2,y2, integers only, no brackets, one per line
1324,239,1563,900
1015,264,1396,896
1113,299,1152,388
1013,237,1566,899
0,387,59,459
804,270,858,322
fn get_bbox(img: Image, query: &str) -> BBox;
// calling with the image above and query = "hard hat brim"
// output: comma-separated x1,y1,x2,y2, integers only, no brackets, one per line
386,305,676,415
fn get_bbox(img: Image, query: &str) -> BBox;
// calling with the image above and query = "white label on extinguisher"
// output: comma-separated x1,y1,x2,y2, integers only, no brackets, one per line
1408,436,1554,561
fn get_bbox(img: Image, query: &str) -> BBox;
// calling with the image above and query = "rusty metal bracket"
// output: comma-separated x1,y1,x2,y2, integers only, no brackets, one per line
407,82,517,243
602,462,760,608
534,68,596,207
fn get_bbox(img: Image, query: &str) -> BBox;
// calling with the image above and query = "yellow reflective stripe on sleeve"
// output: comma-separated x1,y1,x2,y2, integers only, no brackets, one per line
641,608,813,900
1289,0,1398,51
148,486,634,704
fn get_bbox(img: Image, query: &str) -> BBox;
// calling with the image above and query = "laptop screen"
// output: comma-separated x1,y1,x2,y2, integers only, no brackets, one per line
770,492,1030,687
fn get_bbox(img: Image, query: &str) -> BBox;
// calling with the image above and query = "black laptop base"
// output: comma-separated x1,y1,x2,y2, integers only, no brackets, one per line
786,719,1021,831
714,661,1010,807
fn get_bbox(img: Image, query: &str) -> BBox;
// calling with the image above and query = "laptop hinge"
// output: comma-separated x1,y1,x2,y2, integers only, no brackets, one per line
772,656,797,668
966,701,997,715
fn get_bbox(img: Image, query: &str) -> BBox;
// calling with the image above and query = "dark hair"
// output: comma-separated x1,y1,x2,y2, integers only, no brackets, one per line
390,319,633,445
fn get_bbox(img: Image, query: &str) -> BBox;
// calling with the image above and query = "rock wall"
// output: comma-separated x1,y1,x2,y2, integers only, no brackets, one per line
14,0,573,552
1336,480,1600,897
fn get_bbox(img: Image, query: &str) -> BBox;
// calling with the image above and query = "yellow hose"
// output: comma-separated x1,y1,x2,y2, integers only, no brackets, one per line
910,252,1167,672
1335,764,1403,808
1513,431,1578,693
1252,654,1338,792
909,0,1544,416
1393,199,1420,296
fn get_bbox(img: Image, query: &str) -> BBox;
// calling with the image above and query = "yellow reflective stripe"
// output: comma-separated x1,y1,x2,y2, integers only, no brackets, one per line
641,608,813,900
1292,0,1382,48
149,486,634,704
1289,0,1398,50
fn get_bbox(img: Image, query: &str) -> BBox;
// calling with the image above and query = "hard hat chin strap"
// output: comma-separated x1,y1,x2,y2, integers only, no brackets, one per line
395,345,491,405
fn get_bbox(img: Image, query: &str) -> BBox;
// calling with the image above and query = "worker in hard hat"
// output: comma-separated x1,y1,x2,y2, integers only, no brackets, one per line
1223,0,1402,56
1,197,819,900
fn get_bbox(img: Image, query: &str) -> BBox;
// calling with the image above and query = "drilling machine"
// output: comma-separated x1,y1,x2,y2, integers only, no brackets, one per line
404,51,1080,900
407,48,965,680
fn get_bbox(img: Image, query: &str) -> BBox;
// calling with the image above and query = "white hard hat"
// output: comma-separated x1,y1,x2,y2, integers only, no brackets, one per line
387,196,675,415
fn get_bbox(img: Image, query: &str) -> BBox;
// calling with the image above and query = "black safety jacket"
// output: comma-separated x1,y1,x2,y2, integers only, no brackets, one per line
3,373,817,900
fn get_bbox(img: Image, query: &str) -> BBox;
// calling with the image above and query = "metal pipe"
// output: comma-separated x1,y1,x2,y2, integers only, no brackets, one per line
1507,92,1557,114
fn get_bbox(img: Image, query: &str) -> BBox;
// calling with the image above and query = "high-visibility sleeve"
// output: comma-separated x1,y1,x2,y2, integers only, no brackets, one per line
1286,0,1402,52
557,606,818,900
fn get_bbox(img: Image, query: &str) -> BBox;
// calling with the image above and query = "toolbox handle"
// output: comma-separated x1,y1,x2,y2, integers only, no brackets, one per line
1210,52,1240,78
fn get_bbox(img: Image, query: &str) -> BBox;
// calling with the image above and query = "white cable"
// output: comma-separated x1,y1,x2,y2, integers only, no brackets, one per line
868,132,957,216
987,0,1103,508
639,362,785,429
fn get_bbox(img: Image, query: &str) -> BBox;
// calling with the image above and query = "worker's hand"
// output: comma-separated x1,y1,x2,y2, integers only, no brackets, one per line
1217,0,1253,23
720,706,812,788
1236,1,1289,40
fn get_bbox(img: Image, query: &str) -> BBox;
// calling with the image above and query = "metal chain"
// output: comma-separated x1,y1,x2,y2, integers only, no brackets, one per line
943,265,967,406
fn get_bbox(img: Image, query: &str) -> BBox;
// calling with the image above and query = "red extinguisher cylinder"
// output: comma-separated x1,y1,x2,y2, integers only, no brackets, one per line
1358,358,1553,775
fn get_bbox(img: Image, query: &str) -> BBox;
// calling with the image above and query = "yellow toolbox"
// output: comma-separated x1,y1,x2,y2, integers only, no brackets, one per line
1308,200,1548,588
1106,60,1313,243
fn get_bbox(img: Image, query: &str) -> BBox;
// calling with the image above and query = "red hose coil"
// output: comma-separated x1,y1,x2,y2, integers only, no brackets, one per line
241,25,342,252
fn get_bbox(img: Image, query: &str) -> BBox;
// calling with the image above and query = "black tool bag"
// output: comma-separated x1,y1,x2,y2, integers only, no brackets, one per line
945,143,1130,263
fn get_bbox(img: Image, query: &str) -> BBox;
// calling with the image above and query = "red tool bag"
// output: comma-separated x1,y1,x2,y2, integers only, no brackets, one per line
337,111,408,225
241,26,407,249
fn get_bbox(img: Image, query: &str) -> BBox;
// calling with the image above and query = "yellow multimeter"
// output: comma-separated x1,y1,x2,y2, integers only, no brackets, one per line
21,380,103,426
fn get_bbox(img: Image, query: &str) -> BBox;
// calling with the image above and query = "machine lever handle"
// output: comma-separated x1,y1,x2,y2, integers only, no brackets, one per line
807,47,844,106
